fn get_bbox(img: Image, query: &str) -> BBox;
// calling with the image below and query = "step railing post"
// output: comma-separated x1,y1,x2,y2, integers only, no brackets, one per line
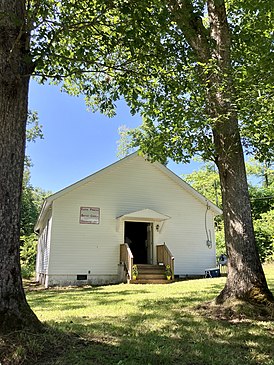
120,243,134,281
156,242,174,280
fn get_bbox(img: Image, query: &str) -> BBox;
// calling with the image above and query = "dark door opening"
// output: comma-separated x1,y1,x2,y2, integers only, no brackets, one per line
124,222,152,264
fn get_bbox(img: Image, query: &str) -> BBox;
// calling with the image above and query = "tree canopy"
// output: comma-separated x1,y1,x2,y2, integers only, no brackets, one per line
183,163,221,207
31,0,274,165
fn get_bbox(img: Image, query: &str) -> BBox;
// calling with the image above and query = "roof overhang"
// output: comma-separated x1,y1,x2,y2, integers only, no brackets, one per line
34,199,52,233
117,208,170,222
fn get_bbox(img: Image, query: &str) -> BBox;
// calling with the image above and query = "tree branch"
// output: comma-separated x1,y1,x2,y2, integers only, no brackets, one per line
207,0,231,67
168,0,210,62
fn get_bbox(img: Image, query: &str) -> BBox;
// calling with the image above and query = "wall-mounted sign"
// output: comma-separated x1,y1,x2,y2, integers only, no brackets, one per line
80,207,100,224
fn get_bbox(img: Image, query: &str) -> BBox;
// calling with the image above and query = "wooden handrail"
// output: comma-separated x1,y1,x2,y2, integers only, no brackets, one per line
120,243,134,280
156,243,175,280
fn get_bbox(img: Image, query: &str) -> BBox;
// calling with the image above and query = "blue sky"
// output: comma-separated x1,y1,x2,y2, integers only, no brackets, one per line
27,80,202,193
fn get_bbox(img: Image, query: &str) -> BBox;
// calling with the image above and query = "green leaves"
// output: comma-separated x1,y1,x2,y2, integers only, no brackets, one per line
183,163,221,206
253,210,274,263
20,234,38,278
27,0,274,163
26,111,43,142
20,174,50,236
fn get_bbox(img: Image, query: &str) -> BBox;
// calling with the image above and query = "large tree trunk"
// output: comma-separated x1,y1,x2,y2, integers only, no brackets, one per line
0,0,41,332
213,118,273,304
207,0,273,304
170,0,273,304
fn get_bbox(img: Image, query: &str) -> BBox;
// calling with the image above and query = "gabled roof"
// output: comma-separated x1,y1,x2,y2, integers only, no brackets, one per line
35,152,222,231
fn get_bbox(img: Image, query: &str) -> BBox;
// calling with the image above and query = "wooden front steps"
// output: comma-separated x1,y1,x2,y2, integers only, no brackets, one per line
129,264,173,284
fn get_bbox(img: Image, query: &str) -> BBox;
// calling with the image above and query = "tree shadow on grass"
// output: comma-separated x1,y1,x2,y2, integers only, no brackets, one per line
21,276,274,365
27,286,151,312
24,286,273,365
37,304,274,365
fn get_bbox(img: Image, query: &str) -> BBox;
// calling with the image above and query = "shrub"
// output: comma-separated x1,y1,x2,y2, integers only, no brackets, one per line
215,222,226,257
253,210,274,263
20,234,37,279
215,212,274,263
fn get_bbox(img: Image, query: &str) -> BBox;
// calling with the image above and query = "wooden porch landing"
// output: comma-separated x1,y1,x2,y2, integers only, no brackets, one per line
129,264,174,284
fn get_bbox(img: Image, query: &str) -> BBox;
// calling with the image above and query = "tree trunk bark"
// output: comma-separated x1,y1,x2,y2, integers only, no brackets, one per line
206,0,274,304
169,0,274,304
0,0,42,332
213,118,274,304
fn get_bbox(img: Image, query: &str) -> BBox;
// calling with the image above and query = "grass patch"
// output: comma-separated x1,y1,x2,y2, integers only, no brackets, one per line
1,264,274,365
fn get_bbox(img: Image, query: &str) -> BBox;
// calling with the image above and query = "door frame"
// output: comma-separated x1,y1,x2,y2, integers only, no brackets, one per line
123,220,154,264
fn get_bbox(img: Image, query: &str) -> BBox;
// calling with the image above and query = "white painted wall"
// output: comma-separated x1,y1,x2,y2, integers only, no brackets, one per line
36,212,52,286
38,155,218,286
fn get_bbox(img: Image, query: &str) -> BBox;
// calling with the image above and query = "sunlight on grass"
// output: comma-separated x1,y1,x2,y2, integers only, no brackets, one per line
27,264,274,365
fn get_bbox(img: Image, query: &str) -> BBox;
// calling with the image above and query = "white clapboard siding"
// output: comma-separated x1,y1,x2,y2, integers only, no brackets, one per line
37,153,220,286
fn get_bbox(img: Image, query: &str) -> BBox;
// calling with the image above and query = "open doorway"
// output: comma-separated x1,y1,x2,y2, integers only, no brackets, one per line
124,221,153,264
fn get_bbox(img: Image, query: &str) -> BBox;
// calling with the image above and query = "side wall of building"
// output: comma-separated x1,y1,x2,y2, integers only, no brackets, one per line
36,209,52,287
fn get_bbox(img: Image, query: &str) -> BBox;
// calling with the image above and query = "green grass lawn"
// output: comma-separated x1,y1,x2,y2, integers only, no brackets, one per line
5,264,274,365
